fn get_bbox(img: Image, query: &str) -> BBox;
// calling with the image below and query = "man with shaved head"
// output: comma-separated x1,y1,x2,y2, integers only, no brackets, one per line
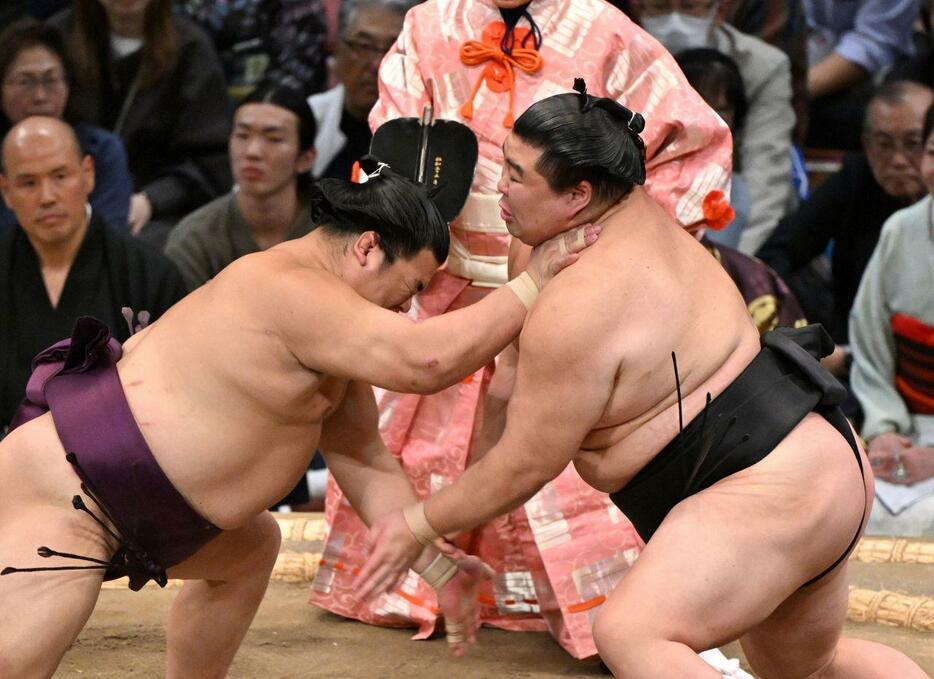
0,116,186,430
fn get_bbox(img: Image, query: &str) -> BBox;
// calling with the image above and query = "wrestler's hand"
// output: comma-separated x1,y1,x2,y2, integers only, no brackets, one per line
525,222,601,289
355,510,422,600
436,555,491,658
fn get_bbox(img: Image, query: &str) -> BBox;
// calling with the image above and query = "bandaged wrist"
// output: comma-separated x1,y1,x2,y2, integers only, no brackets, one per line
402,501,441,547
418,552,459,589
506,271,539,310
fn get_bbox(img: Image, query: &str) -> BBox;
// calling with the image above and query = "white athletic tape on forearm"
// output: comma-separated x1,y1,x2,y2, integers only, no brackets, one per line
402,502,441,547
418,552,459,590
506,271,539,310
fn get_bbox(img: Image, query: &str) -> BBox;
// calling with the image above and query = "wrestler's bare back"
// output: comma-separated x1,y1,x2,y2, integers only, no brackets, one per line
537,190,761,492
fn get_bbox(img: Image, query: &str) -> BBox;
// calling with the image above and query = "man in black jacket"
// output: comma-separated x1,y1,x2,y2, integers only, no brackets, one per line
757,80,933,350
0,116,186,430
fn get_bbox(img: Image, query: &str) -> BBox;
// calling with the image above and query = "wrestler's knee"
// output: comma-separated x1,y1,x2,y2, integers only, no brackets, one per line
243,512,282,575
592,604,645,668
742,634,837,679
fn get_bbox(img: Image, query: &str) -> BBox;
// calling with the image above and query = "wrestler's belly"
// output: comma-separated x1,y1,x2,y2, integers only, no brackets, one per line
117,327,340,528
144,418,320,529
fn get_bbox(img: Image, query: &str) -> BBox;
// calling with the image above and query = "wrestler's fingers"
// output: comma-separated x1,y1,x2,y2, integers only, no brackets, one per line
559,222,601,257
552,251,580,276
362,522,383,552
354,556,392,599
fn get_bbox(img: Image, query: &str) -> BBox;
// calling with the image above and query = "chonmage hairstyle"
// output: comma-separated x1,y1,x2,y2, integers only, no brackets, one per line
512,78,646,206
310,157,449,265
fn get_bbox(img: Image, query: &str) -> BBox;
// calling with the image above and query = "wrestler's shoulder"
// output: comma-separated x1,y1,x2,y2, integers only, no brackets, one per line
218,249,340,291
523,266,624,358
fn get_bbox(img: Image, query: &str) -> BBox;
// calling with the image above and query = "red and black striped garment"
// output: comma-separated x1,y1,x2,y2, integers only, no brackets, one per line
892,313,934,415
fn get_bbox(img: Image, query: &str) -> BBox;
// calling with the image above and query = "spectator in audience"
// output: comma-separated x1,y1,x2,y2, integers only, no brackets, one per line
639,0,796,253
179,0,329,99
308,0,416,180
676,48,751,249
849,102,934,537
0,19,131,231
165,83,316,294
50,0,232,248
725,0,809,143
0,116,186,431
804,0,919,150
757,80,932,353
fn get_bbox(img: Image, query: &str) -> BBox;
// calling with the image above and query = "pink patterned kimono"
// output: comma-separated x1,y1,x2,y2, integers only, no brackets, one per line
310,0,733,659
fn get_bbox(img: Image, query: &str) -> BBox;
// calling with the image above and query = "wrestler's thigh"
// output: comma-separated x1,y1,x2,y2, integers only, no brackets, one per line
595,417,866,651
0,505,108,678
167,511,281,583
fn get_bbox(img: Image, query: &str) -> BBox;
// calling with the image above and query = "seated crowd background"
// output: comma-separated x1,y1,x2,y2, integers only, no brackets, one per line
0,0,931,532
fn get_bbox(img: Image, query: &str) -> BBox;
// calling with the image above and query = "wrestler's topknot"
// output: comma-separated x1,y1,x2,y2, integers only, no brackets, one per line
310,159,449,265
512,78,647,206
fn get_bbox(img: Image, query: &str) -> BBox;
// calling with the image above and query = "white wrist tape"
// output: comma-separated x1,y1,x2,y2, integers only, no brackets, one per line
506,271,539,310
402,501,441,547
418,552,459,590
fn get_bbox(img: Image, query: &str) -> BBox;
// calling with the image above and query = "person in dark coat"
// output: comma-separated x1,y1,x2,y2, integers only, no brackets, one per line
50,0,232,248
0,116,186,430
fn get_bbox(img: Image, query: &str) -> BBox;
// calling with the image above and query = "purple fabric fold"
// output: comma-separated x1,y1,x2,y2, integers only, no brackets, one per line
10,317,122,431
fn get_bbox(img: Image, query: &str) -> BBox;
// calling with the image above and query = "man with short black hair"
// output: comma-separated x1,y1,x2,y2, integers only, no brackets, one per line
166,81,318,291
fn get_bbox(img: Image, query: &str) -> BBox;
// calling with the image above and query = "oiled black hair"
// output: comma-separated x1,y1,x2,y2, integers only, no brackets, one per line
511,78,646,206
310,157,449,265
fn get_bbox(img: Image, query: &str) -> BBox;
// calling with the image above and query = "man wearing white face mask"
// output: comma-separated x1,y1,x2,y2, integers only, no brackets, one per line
640,0,719,54
640,0,796,254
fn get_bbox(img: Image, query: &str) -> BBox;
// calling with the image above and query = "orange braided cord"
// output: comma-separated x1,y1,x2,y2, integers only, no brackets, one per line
459,21,543,128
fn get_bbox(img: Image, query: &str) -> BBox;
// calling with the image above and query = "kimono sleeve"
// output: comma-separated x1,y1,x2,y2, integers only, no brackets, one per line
605,30,733,228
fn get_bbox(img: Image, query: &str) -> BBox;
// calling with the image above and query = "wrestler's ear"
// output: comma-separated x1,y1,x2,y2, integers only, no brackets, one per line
565,180,593,219
352,231,382,268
